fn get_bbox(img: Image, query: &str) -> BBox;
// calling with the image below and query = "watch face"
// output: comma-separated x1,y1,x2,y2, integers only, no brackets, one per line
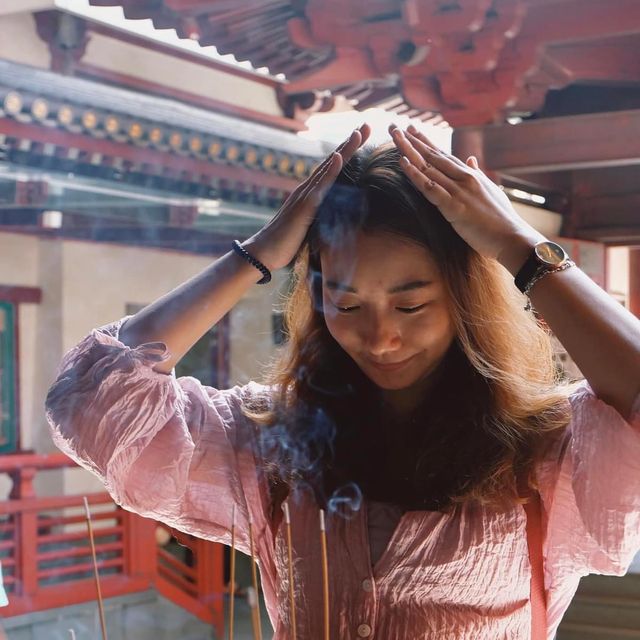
535,241,567,266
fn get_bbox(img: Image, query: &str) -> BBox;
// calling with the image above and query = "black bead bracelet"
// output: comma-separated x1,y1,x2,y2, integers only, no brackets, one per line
231,240,272,285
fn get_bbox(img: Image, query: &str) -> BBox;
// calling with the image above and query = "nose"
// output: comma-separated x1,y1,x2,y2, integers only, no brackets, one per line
363,312,401,356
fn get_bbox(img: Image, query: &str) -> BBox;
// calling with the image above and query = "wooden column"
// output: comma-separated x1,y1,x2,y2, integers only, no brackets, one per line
451,127,499,181
195,539,225,638
629,248,640,318
122,510,157,585
9,466,38,598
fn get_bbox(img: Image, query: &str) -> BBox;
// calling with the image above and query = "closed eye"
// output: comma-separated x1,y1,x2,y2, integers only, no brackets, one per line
333,303,429,314
397,304,429,314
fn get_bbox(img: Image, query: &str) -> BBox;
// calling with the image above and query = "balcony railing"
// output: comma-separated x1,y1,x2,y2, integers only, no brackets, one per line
0,452,225,637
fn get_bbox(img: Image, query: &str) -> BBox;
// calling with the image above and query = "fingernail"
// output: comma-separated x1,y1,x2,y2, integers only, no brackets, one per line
407,124,417,134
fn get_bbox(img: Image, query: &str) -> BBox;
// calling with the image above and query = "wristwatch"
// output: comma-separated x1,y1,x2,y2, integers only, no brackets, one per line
514,240,569,293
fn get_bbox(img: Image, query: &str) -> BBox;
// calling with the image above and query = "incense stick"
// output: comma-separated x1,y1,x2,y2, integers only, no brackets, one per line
83,497,108,640
247,587,260,639
319,509,329,640
282,502,297,640
68,630,76,640
248,518,263,640
228,504,236,640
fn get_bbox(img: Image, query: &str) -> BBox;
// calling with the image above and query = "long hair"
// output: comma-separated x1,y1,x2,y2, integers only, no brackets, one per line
247,144,573,512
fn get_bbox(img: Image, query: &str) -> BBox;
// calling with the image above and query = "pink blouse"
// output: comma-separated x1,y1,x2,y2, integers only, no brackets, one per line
46,319,640,639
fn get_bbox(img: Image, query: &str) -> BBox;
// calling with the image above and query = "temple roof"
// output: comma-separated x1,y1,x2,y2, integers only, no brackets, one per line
88,0,640,127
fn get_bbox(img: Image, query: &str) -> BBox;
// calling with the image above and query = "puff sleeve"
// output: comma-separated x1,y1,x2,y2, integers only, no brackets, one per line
45,318,274,560
536,382,640,636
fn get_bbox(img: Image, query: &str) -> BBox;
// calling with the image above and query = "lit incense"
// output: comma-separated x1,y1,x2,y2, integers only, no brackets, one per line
83,497,108,640
282,502,297,640
319,509,329,640
228,504,236,640
248,517,263,640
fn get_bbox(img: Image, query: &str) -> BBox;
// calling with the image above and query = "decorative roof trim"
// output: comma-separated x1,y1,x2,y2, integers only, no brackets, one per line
0,60,325,158
0,60,328,205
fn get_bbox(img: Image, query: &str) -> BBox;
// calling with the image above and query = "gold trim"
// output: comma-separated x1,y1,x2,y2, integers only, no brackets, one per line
82,111,98,130
31,98,49,121
4,91,22,115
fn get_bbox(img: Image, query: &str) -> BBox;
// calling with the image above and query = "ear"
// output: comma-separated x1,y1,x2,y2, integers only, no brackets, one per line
466,156,479,169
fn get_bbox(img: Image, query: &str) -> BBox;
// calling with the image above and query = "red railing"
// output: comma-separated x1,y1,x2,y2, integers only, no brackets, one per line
0,453,225,637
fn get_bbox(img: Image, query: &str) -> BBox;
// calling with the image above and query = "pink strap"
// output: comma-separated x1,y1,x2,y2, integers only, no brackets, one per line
523,490,547,640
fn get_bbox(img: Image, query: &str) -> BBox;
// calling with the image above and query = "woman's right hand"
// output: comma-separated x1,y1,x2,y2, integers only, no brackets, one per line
243,124,371,271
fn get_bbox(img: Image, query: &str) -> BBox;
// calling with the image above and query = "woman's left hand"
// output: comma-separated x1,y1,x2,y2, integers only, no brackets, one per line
390,124,544,266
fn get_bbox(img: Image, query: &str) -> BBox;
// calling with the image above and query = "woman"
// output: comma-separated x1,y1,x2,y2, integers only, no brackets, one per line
46,124,640,639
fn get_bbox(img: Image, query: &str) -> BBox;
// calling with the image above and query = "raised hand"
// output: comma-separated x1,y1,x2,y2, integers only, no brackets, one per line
389,124,544,263
245,124,371,271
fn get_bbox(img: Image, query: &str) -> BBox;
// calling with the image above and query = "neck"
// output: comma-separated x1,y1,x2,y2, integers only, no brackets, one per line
381,376,435,420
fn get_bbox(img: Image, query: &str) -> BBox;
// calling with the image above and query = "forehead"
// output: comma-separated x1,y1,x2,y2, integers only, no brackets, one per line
319,231,441,284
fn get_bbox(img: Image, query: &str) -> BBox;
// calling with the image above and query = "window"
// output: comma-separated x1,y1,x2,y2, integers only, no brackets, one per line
125,303,229,388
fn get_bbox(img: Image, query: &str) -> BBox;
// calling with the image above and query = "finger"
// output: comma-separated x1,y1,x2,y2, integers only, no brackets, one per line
466,156,479,170
300,125,369,205
306,153,343,206
399,156,453,211
303,125,367,199
296,152,338,204
307,129,360,183
404,131,470,181
405,124,442,154
357,123,372,147
390,128,458,191
406,124,468,170
297,129,357,201
337,128,365,163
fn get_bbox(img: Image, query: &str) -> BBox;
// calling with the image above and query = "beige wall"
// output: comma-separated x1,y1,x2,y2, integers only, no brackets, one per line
0,9,282,118
0,231,283,497
0,12,51,69
83,34,283,117
512,202,562,238
607,246,629,305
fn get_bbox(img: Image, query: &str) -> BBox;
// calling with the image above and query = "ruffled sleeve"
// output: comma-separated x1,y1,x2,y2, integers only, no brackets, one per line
537,381,640,589
45,317,273,558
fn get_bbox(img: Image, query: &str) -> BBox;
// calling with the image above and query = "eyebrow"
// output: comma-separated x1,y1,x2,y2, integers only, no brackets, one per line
326,280,433,294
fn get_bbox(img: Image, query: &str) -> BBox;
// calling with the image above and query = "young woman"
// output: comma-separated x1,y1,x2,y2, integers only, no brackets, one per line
46,124,640,639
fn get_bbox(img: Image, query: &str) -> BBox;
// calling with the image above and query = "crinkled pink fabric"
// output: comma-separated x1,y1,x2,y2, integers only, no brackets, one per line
46,319,640,639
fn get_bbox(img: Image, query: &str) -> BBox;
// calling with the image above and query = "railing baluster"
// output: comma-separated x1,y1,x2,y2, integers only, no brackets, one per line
0,452,225,630
9,466,38,598
122,509,157,584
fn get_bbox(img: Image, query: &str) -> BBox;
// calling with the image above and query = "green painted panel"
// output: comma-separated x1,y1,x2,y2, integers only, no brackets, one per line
0,301,16,454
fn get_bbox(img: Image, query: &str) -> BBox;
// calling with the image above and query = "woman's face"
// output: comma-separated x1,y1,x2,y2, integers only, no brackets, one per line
320,230,456,396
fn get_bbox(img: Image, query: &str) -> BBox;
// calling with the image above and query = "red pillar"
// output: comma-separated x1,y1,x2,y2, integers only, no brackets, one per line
451,126,498,180
122,510,157,585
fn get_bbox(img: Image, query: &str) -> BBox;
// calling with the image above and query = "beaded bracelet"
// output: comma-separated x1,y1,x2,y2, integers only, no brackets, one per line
524,260,575,311
231,240,272,285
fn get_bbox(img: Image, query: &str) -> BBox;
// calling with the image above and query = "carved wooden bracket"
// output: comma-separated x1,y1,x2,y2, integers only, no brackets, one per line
34,11,89,75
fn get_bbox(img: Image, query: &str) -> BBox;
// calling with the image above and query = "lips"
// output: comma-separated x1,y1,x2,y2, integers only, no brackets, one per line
367,355,414,372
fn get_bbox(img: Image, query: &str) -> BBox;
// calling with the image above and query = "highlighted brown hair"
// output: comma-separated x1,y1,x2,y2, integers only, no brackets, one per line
249,144,573,511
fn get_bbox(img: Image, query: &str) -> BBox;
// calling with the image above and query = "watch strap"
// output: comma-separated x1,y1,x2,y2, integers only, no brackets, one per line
515,252,543,293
